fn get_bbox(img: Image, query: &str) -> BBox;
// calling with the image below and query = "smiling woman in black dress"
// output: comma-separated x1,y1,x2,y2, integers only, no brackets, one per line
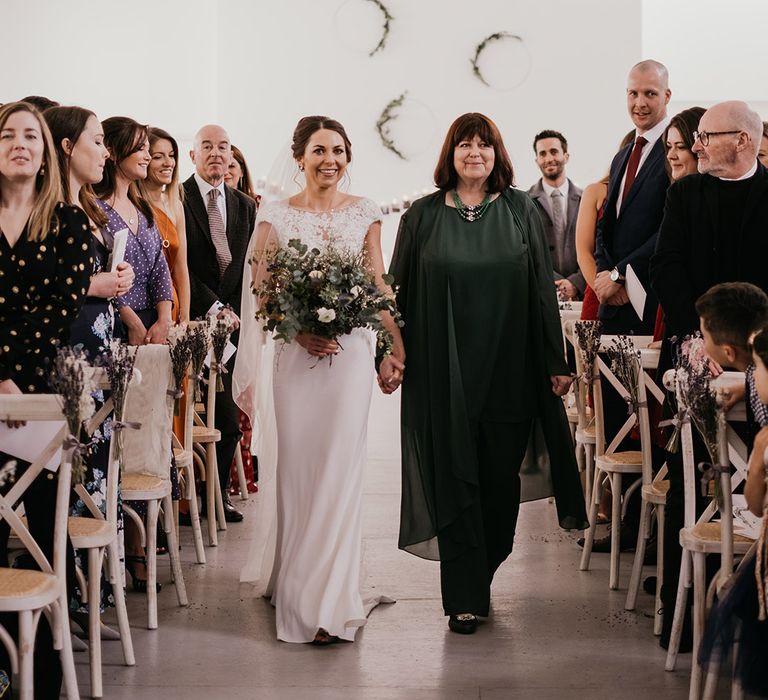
0,100,93,696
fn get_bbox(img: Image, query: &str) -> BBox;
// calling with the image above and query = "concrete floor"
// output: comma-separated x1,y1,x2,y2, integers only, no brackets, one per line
87,390,695,699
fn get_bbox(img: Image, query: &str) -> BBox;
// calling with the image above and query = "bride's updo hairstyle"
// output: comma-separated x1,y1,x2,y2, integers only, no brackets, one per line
291,115,353,163
433,112,514,193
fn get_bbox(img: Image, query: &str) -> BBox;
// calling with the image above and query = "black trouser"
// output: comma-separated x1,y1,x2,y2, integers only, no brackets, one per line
439,419,531,617
0,463,76,699
201,354,241,493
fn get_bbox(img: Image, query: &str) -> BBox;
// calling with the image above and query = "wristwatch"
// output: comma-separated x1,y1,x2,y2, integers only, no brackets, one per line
609,267,625,284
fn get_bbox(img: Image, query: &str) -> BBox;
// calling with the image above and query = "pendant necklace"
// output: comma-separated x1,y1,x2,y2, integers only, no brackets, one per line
452,190,492,222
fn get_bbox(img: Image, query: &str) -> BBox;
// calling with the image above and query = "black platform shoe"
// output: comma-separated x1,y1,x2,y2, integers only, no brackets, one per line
448,614,477,635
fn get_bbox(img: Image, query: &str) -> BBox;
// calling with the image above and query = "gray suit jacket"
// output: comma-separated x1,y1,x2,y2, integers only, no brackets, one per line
527,178,585,295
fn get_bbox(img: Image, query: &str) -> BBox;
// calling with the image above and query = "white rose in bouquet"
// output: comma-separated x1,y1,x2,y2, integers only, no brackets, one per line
317,307,336,323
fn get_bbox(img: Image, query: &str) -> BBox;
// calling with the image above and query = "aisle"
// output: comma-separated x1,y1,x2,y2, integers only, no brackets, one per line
89,388,691,699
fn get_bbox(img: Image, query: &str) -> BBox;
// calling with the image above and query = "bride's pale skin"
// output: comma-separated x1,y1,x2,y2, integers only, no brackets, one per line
252,128,405,389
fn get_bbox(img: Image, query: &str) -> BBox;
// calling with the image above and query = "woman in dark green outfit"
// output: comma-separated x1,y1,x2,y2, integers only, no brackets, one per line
386,113,588,634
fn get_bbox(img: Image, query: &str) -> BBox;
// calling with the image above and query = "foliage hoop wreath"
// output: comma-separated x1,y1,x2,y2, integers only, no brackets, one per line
367,0,393,57
376,91,407,160
470,31,526,87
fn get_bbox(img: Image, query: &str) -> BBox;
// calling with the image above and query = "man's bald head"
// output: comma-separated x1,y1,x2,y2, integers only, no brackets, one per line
626,59,671,132
190,124,232,185
693,101,761,177
629,60,669,91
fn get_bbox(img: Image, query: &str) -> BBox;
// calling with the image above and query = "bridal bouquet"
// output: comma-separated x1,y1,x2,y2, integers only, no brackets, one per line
254,238,402,357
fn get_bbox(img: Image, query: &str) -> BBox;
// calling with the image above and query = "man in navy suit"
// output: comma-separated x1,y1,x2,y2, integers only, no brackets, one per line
594,60,671,334
581,61,672,556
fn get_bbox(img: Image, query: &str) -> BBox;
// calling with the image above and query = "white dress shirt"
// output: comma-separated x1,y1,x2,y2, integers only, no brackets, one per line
194,172,227,228
541,179,570,222
616,116,670,213
720,161,758,182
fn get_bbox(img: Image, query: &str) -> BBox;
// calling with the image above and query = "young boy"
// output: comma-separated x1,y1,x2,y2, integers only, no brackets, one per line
746,326,768,516
696,282,768,437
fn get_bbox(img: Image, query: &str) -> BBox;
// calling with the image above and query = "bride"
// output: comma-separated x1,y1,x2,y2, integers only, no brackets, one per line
234,116,404,644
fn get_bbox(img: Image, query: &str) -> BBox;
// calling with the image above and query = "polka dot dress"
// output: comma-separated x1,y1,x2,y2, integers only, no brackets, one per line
0,203,93,393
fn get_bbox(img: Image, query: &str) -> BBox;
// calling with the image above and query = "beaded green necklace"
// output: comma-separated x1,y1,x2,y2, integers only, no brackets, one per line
451,190,493,222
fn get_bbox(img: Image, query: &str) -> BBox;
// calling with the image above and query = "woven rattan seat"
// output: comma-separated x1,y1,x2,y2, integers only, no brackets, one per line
0,568,58,603
192,425,221,443
595,450,643,472
173,447,193,467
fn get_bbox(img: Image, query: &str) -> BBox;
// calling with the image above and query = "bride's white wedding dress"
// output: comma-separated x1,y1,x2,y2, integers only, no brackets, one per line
234,197,391,643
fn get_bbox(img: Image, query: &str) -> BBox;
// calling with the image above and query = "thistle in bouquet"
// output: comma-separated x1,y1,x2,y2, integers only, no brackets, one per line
255,238,402,364
211,313,235,391
49,346,96,484
167,322,192,414
101,339,138,469
606,335,642,415
188,320,211,402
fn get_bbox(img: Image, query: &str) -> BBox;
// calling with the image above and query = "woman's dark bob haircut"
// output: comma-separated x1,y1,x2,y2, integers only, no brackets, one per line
433,112,514,193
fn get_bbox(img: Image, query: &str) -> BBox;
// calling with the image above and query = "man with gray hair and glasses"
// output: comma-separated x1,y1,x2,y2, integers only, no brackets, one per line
650,100,768,649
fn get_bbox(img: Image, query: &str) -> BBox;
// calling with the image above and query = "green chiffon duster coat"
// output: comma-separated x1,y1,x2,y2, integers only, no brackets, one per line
390,188,589,561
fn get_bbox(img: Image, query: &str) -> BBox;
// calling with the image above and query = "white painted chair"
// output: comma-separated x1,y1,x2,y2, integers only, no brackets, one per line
121,345,188,629
567,320,597,510
0,395,79,700
67,370,135,698
625,346,669,636
663,371,754,700
192,362,227,547
579,339,645,590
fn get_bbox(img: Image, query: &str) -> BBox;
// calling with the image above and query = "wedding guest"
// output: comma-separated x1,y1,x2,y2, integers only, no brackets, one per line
183,124,256,522
93,116,174,587
140,127,190,323
594,59,671,333
0,100,91,697
389,112,587,635
650,99,768,648
696,282,768,437
94,117,173,346
575,131,635,320
759,122,768,168
528,130,584,300
223,143,259,492
45,104,136,618
746,328,768,516
225,144,259,204
21,95,59,112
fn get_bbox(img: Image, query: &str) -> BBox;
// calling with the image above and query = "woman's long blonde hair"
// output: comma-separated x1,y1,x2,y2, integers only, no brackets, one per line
0,101,63,241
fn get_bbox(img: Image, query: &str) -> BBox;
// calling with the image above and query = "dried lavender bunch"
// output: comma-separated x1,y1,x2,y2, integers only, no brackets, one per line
101,339,138,468
167,323,193,414
673,333,724,506
188,320,211,402
49,346,96,483
606,335,642,413
574,320,602,388
210,315,235,392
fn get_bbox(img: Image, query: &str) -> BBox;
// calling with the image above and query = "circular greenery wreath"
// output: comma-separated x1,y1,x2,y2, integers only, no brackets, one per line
470,31,527,87
376,91,407,160
366,0,393,57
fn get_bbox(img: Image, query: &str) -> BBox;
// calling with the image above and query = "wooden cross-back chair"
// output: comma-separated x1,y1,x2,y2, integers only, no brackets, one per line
66,369,135,698
0,394,79,700
662,370,755,700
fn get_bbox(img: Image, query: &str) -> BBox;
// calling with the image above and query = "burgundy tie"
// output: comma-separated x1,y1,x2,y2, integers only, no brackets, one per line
621,136,648,208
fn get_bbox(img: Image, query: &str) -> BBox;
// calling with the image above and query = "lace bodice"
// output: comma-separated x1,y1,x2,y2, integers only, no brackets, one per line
257,198,381,252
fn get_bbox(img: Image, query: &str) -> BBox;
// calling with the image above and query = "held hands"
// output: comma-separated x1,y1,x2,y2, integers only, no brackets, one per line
550,375,572,397
90,262,135,299
555,279,578,301
377,354,406,394
126,321,148,347
217,307,240,331
296,332,339,358
593,271,628,306
145,317,171,345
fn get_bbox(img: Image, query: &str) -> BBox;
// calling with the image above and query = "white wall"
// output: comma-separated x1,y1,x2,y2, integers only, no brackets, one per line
218,0,642,200
2,0,642,205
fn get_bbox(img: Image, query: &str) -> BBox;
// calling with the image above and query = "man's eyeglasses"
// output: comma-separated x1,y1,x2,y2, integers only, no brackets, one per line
693,130,742,147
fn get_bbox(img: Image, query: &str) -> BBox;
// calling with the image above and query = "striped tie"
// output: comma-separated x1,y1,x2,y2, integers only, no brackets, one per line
207,188,232,277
